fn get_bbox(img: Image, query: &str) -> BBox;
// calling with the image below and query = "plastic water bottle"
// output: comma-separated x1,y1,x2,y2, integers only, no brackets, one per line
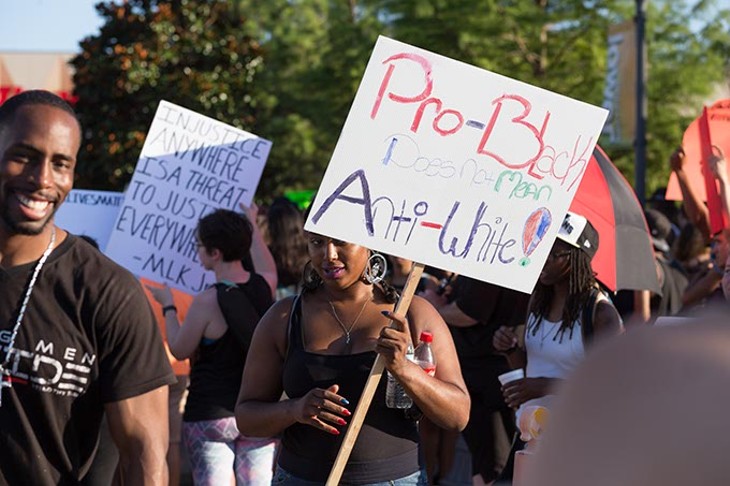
385,344,414,409
385,331,437,408
414,331,436,376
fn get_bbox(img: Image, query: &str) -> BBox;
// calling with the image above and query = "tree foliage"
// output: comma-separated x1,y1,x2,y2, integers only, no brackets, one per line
72,0,265,190
235,0,383,199
72,0,730,202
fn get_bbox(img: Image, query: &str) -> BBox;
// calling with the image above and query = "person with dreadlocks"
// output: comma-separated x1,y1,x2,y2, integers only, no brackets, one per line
493,212,623,418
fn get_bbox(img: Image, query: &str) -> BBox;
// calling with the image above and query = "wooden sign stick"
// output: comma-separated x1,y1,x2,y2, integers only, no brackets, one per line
326,262,425,485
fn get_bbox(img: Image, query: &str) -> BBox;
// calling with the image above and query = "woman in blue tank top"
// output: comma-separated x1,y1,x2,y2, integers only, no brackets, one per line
235,231,470,485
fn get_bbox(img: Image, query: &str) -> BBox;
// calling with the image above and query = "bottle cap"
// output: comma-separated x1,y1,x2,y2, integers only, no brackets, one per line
419,331,433,343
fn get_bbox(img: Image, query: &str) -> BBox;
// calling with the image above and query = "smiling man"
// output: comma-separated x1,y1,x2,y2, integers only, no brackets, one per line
0,90,176,484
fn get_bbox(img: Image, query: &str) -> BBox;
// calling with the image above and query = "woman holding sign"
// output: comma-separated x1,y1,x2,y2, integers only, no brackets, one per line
235,232,470,485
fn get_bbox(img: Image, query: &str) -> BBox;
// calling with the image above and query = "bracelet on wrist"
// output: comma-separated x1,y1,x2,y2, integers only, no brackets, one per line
162,305,178,316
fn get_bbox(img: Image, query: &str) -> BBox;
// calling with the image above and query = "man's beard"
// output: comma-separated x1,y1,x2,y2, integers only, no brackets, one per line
0,206,57,236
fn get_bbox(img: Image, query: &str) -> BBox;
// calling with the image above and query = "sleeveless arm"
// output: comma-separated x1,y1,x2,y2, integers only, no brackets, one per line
384,296,470,431
166,289,218,360
235,298,297,437
592,299,624,341
670,147,711,242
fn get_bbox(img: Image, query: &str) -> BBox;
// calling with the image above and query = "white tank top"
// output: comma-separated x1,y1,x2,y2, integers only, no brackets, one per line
517,293,609,421
524,312,585,380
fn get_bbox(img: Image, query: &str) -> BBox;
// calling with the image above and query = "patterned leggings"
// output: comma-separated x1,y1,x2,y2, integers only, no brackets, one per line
183,417,278,486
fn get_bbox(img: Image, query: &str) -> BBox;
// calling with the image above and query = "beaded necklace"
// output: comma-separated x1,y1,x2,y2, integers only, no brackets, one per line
0,227,56,407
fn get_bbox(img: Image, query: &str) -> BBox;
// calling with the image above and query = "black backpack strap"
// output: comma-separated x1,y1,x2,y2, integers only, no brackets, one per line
218,275,273,317
215,277,271,351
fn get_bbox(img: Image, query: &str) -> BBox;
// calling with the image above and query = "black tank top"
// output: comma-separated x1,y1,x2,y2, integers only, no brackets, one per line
184,274,273,422
279,295,420,484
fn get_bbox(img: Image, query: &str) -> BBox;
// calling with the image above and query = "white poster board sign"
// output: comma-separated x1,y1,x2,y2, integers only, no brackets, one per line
106,100,272,293
304,36,608,293
55,189,124,252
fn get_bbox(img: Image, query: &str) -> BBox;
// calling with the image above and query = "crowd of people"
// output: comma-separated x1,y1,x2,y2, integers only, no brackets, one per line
1,89,729,486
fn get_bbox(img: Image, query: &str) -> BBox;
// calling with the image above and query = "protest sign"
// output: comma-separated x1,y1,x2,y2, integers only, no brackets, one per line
55,189,124,251
304,36,608,294
106,101,272,293
666,99,730,233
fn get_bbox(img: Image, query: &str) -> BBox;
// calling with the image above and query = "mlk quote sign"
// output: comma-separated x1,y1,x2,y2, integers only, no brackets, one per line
106,101,271,293
305,37,608,293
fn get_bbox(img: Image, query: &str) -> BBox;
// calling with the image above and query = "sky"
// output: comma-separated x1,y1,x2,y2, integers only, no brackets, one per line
0,0,720,53
0,0,104,52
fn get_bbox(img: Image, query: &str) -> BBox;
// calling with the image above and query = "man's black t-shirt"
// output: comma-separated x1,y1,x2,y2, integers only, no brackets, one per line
0,234,175,485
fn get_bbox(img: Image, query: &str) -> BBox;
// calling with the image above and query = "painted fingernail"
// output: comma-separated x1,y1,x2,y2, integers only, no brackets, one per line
340,398,350,405
330,429,340,435
337,418,347,425
341,408,351,416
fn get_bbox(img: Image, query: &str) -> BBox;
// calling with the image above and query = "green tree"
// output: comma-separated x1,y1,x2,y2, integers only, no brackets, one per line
236,0,384,200
637,0,730,196
73,0,729,203
72,0,265,191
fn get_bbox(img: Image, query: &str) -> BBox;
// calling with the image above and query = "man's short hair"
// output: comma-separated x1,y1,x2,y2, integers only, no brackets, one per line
197,209,253,262
0,90,81,136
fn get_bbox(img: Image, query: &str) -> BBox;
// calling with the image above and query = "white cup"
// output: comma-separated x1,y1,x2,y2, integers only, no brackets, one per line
498,368,525,386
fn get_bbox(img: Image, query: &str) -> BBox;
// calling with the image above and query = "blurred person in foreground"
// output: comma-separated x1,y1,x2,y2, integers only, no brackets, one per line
525,311,730,485
0,90,175,483
148,206,278,485
235,230,470,484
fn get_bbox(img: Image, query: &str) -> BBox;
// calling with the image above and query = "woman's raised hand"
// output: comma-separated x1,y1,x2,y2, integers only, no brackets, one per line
291,384,351,436
669,146,686,173
238,202,258,224
709,145,728,183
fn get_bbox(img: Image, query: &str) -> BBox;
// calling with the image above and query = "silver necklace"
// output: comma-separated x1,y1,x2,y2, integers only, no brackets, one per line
0,227,56,407
538,316,557,349
327,297,369,345
539,321,551,348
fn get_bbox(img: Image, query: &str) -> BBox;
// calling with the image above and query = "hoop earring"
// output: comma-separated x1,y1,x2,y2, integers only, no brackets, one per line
363,252,388,285
303,260,323,289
